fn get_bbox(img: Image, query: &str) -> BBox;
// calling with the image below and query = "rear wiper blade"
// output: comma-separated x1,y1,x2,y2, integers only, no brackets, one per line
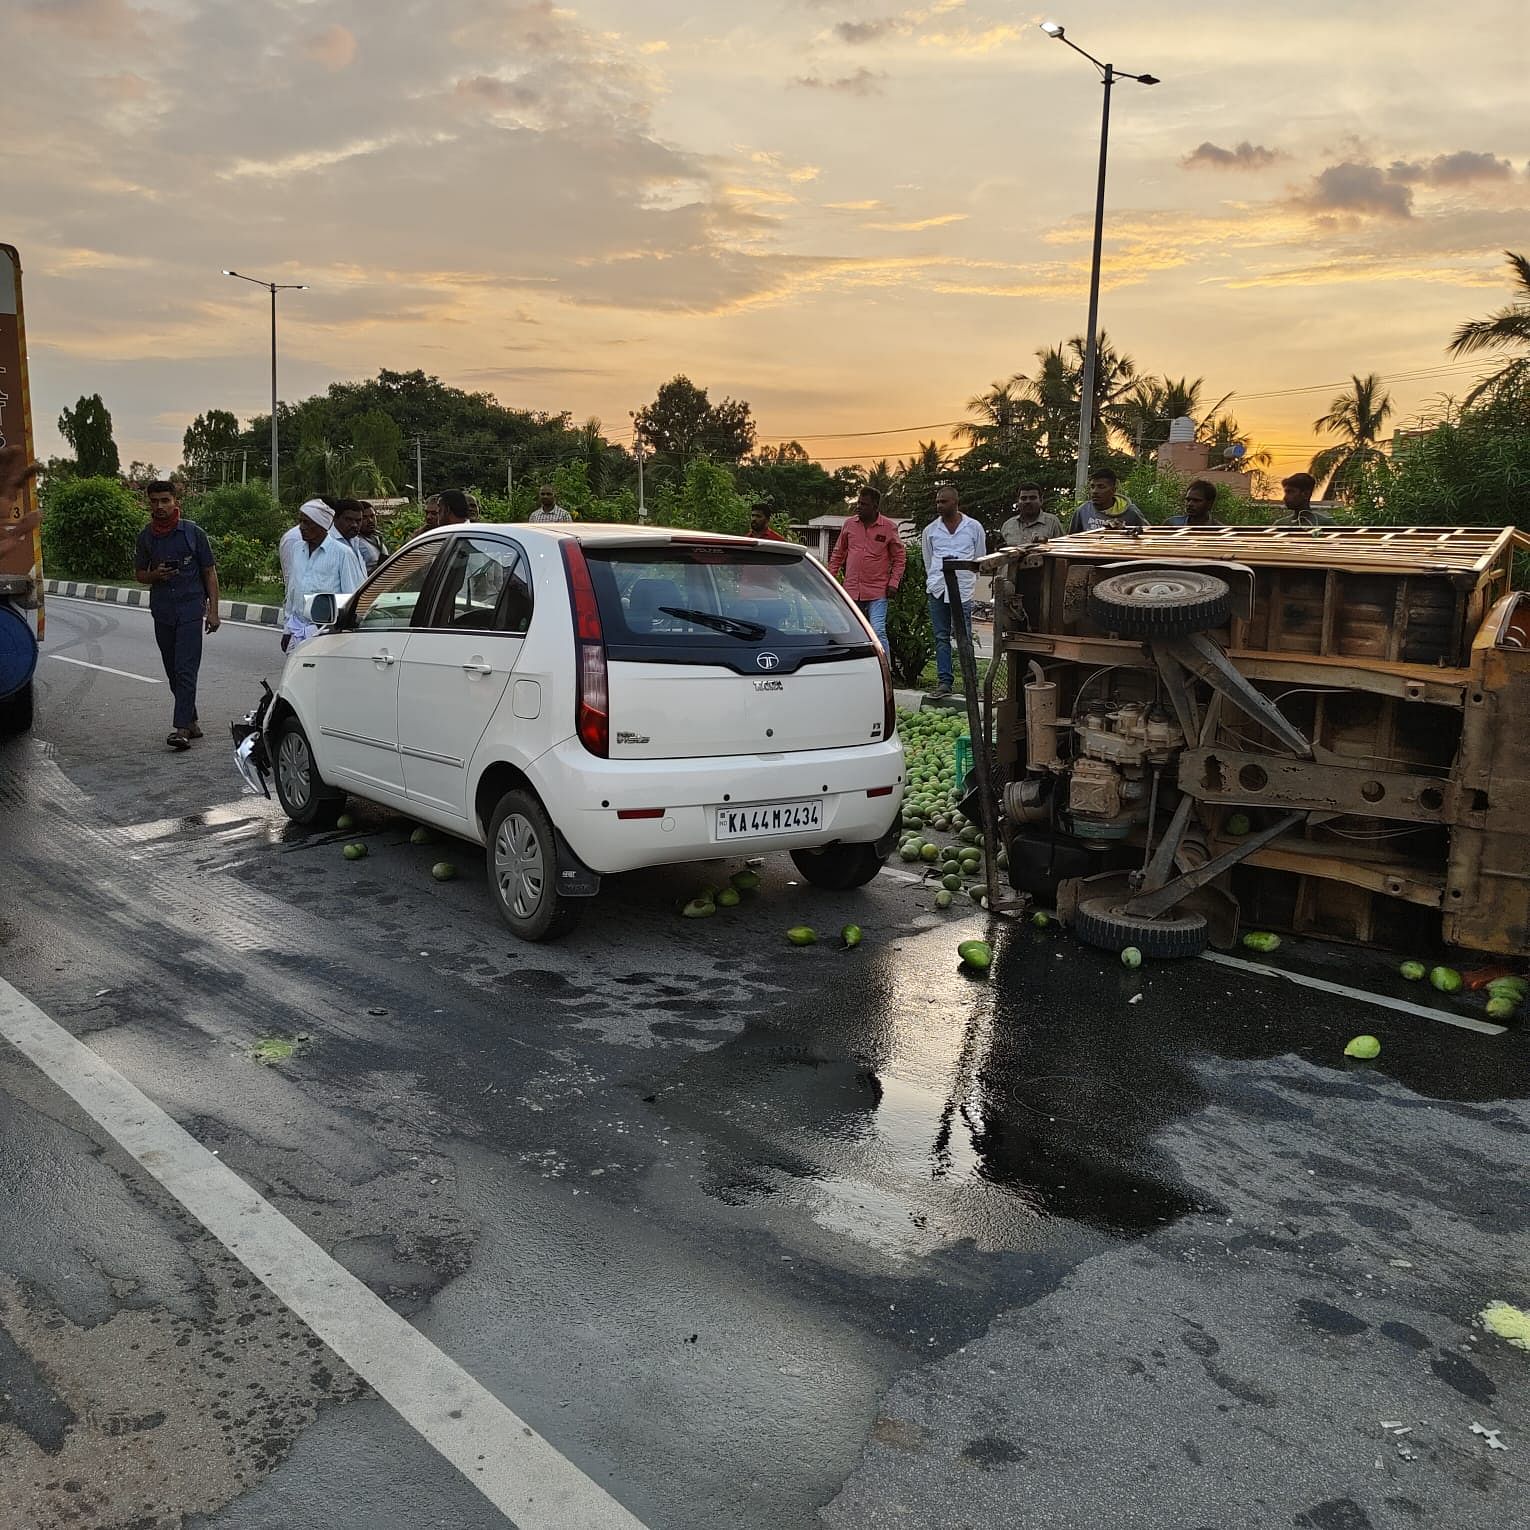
659,606,767,640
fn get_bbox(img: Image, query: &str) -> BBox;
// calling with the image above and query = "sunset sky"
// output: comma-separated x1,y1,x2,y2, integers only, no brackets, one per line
5,0,1528,482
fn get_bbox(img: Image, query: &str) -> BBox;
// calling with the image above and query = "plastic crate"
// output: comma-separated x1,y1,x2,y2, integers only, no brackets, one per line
955,735,974,791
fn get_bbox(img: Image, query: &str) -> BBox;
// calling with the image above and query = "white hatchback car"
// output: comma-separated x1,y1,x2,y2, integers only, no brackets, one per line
239,523,905,939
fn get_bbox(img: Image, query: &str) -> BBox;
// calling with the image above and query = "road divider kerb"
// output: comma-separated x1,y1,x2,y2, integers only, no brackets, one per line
46,579,281,628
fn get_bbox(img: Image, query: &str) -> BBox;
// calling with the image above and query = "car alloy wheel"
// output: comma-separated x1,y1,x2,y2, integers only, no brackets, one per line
494,811,546,919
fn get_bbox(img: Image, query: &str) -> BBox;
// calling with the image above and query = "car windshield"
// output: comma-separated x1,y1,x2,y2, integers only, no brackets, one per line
584,545,866,648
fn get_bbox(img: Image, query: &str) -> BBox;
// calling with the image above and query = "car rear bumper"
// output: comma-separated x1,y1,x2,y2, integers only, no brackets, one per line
532,736,906,875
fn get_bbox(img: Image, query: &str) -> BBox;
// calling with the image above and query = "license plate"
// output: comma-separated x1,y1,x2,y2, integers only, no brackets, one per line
714,798,824,840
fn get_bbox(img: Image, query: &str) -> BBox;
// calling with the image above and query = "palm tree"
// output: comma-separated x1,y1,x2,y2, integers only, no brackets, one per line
1112,376,1230,457
1448,250,1530,404
864,458,896,500
1199,414,1271,471
957,376,1036,450
1020,345,1080,469
1310,373,1393,501
1067,330,1138,450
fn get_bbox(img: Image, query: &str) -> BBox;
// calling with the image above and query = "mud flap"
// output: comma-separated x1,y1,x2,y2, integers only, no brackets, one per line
554,831,602,897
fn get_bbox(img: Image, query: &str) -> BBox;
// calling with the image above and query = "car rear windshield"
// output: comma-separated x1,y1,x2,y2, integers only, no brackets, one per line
583,544,867,649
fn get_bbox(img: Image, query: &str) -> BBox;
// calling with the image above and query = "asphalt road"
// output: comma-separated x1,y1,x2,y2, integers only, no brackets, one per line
2,597,1528,1530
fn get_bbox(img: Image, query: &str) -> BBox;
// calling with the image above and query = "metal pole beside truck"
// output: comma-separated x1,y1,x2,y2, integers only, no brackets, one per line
0,242,40,737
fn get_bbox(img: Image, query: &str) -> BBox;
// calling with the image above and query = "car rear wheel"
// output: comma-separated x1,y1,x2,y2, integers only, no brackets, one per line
487,788,582,942
1073,895,1208,959
1088,568,1230,638
272,716,344,827
0,679,34,738
791,840,888,891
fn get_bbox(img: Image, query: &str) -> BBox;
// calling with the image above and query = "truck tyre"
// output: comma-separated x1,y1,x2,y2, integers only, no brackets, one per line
1074,895,1209,959
272,715,344,827
790,841,888,890
487,788,583,942
1088,569,1230,638
0,678,34,738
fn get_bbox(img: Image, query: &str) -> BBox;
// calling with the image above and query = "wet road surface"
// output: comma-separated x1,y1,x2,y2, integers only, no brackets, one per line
2,598,1528,1529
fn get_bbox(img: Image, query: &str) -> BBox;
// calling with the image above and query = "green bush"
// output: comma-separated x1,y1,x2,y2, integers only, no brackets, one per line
40,476,143,580
212,532,274,589
887,542,933,686
185,483,285,546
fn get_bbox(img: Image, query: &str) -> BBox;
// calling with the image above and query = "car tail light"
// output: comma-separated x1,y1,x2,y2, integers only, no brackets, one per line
866,785,895,798
877,643,897,743
561,541,609,757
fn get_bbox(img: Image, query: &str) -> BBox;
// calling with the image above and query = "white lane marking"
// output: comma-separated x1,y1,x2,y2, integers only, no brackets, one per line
0,976,650,1530
1201,951,1506,1036
45,653,160,684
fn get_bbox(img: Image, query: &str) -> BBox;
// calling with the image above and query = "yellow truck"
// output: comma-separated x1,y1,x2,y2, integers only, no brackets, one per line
0,242,41,735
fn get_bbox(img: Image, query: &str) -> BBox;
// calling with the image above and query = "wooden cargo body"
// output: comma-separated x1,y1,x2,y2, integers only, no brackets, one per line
1000,525,1530,955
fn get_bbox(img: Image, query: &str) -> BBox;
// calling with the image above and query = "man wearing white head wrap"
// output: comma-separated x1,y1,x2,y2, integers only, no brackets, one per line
281,498,365,650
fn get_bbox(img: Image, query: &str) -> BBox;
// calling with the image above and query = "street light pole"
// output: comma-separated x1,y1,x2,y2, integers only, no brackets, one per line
223,269,306,502
1039,24,1158,503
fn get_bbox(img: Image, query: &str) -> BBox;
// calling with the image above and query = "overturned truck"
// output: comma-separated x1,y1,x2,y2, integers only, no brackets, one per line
958,525,1530,958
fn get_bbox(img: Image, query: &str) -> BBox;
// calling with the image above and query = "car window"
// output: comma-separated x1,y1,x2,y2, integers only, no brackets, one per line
425,536,530,634
353,541,444,631
586,546,863,648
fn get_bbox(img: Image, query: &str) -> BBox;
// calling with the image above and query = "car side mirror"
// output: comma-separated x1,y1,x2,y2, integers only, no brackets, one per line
306,592,338,627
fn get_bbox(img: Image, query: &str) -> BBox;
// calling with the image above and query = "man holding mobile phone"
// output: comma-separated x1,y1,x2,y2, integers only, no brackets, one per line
134,480,219,750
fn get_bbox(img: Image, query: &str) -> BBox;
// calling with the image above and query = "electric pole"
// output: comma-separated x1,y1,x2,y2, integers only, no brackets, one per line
414,437,424,508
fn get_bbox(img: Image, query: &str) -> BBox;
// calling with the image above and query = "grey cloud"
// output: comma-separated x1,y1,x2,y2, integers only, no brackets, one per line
1387,150,1515,186
1300,161,1415,219
795,68,885,96
834,19,893,43
22,0,145,41
1182,140,1284,171
456,74,542,110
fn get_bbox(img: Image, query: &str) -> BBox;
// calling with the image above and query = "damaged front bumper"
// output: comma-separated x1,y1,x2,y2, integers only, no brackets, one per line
231,681,274,798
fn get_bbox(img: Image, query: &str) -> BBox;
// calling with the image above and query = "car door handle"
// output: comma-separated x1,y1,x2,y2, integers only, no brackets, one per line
373,650,396,668
461,660,493,675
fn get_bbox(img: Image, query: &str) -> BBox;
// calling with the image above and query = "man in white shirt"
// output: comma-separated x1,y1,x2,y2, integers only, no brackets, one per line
920,485,986,697
282,500,364,651
529,484,573,523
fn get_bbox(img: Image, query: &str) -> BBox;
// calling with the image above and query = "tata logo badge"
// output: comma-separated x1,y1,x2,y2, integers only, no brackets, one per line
756,652,780,671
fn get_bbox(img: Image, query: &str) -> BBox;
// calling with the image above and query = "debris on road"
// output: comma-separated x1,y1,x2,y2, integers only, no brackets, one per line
431,861,457,881
1471,1422,1509,1451
1242,931,1281,953
250,1033,308,1065
786,926,818,946
1478,1301,1530,1351
342,842,367,860
1344,1035,1382,1059
958,939,992,973
1400,961,1427,982
840,924,863,950
1120,946,1142,969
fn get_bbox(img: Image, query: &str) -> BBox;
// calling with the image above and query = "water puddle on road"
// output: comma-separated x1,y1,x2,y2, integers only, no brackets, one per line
646,921,1206,1261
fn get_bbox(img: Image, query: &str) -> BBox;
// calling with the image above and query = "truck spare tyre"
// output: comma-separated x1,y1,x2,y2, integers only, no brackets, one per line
1073,896,1209,959
1088,568,1231,638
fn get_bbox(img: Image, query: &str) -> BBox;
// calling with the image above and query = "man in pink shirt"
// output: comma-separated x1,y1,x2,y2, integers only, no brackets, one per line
828,486,906,649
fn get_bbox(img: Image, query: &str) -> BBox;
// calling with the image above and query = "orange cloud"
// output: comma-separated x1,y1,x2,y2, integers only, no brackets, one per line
303,24,357,72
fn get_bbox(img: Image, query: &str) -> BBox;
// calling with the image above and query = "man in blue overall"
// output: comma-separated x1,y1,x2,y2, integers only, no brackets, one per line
134,480,220,750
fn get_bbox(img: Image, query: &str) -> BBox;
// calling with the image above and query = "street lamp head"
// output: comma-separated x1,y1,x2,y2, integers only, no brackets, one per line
1136,72,1161,85
1040,20,1064,36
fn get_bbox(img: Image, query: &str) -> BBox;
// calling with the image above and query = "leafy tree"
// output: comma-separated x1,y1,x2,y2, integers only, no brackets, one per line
956,377,1037,453
184,483,285,546
1019,345,1082,471
886,544,933,685
634,376,755,469
1448,250,1530,405
651,456,753,534
738,441,853,522
1198,414,1271,471
347,408,405,486
181,409,241,484
57,394,120,478
1355,382,1530,536
1310,373,1393,501
40,475,141,579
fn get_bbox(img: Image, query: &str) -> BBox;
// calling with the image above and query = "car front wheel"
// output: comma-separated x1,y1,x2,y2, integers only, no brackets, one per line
790,840,888,890
487,788,582,942
272,716,344,827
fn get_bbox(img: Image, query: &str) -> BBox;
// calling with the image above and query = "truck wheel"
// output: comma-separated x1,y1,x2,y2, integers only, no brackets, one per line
1074,896,1208,959
0,679,34,738
272,716,344,827
1088,569,1230,638
487,789,583,942
791,841,888,890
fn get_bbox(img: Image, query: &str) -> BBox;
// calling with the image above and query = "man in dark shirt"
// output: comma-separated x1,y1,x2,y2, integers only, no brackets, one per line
134,480,219,750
